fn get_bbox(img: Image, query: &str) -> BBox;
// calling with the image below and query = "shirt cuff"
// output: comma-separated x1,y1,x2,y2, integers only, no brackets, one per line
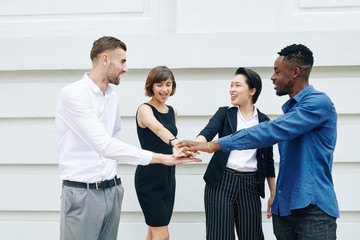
218,135,233,152
138,149,153,165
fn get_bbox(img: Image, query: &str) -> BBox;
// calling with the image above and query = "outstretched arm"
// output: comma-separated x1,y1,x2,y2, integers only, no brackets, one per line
137,104,181,149
218,95,333,152
56,87,153,165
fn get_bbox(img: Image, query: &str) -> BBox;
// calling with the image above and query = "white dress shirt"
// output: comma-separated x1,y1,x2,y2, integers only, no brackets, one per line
226,105,259,171
56,73,152,182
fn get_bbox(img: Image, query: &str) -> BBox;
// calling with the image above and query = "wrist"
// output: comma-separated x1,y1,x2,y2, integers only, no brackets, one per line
208,140,220,152
169,136,177,146
151,153,164,164
207,142,213,153
171,138,180,147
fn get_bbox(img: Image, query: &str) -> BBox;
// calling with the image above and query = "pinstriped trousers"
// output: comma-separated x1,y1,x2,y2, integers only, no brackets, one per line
205,168,264,240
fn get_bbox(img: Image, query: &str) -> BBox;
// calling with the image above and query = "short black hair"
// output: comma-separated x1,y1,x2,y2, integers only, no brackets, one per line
278,44,314,70
235,67,262,104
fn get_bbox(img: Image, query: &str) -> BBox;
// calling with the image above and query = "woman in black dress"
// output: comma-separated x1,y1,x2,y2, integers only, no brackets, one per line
135,66,180,240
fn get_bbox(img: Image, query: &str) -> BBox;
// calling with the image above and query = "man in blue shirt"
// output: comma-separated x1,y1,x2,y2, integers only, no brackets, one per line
178,44,338,239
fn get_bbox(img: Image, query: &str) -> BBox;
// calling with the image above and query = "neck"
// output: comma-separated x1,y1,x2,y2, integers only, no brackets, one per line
289,80,309,98
88,70,108,95
148,98,166,108
238,103,255,120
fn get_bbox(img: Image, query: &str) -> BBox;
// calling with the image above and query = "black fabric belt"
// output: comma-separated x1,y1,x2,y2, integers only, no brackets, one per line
63,176,121,190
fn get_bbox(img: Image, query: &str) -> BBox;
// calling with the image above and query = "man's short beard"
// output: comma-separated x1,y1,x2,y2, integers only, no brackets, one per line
276,91,287,96
107,74,120,85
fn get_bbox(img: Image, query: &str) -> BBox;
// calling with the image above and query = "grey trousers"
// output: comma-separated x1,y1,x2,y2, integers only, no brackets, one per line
60,183,124,240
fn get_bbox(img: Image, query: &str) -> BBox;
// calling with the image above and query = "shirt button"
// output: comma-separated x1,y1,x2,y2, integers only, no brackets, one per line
243,146,245,149
227,148,230,151
279,190,281,194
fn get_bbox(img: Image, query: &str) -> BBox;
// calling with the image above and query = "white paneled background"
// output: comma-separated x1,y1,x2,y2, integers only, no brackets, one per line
0,0,359,239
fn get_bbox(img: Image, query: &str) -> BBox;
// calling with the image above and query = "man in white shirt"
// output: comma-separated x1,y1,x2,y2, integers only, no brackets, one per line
56,36,198,240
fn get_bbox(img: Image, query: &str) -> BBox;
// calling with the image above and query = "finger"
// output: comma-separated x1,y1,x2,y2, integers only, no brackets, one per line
175,146,191,153
181,146,196,153
173,152,193,158
267,206,272,219
173,152,186,157
177,140,195,148
184,150,200,156
181,157,202,162
175,158,202,164
174,150,198,157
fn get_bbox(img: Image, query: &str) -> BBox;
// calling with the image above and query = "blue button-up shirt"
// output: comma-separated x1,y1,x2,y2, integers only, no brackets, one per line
219,85,339,218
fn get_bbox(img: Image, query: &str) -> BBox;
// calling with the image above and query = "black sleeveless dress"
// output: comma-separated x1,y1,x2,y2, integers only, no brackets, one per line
134,103,177,227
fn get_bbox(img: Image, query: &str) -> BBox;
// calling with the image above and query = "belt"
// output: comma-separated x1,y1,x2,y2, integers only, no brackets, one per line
225,167,256,175
63,176,121,190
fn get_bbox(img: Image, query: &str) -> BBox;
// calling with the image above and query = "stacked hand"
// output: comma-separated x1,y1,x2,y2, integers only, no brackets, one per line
166,140,221,165
173,141,200,158
157,140,202,166
175,140,221,155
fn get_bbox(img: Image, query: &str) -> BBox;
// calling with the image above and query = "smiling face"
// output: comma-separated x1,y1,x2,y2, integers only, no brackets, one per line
271,56,295,96
230,74,255,106
151,78,173,103
105,48,128,85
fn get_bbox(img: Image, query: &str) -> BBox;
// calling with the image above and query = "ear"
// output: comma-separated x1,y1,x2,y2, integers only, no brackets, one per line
100,53,109,67
293,67,301,78
250,88,256,96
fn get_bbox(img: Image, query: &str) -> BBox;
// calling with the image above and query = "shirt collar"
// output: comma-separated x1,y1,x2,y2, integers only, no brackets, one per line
83,73,113,95
229,104,258,119
228,104,238,109
282,85,314,113
293,85,314,102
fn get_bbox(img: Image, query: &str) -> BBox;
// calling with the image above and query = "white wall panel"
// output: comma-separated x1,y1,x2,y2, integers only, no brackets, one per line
0,119,57,164
0,169,359,239
1,68,359,118
0,114,357,164
0,221,59,240
0,0,144,15
177,0,360,33
1,31,360,71
177,0,275,33
1,218,360,240
0,168,359,212
0,0,176,40
299,0,360,8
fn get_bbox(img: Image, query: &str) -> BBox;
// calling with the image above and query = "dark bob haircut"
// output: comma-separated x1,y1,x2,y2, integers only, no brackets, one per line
235,67,262,104
145,66,176,97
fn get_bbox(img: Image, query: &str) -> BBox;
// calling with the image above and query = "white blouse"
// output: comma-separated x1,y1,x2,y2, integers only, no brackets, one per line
226,105,259,172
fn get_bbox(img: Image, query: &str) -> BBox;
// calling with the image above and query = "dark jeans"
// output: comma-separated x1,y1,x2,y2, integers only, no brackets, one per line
272,204,337,240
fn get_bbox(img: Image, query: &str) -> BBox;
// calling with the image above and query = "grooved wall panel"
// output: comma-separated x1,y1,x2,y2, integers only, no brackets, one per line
1,0,360,239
